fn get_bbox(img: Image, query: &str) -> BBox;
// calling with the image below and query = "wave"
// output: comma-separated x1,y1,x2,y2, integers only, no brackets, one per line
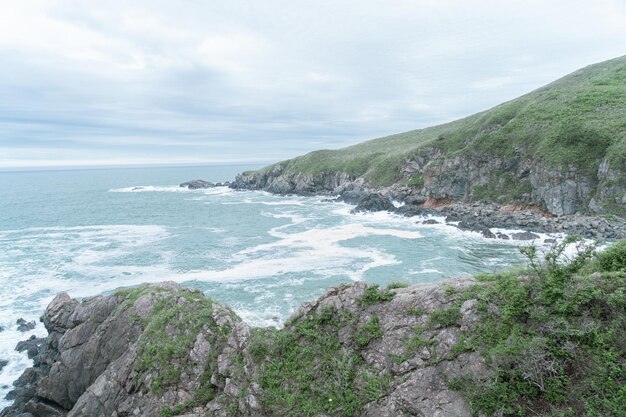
109,185,234,195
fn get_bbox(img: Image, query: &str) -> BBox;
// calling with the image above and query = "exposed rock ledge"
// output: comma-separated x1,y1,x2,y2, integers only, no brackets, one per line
2,279,487,417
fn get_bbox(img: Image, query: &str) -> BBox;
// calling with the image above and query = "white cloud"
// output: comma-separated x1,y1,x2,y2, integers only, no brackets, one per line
0,0,625,168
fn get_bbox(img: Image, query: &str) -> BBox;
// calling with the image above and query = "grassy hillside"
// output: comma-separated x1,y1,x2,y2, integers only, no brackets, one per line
250,56,626,188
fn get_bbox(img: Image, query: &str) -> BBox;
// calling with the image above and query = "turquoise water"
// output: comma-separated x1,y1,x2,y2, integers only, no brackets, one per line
0,164,532,405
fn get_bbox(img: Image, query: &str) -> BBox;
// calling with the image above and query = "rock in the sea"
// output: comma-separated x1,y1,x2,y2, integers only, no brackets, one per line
351,193,395,213
16,318,36,332
496,232,510,240
511,231,541,241
0,359,7,372
180,179,215,189
423,219,440,225
16,335,45,361
481,228,496,239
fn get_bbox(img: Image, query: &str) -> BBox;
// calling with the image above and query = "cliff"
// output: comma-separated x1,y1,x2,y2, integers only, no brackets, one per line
2,239,625,417
231,56,626,218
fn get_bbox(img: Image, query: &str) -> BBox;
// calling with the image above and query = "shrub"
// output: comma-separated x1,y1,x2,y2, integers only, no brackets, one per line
359,285,394,306
597,240,626,272
448,239,626,417
428,307,461,328
387,281,409,289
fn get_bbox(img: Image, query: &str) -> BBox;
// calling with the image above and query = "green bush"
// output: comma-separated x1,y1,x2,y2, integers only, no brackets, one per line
448,239,626,416
597,240,626,272
359,285,394,306
387,281,409,289
428,307,461,328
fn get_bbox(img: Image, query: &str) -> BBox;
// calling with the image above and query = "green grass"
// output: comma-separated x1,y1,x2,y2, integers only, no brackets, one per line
428,307,461,328
386,281,409,289
126,289,230,416
358,284,394,306
356,315,384,347
246,56,626,215
250,306,376,417
447,238,626,416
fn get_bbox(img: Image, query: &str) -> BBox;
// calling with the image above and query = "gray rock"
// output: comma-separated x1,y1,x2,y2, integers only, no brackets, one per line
15,336,45,360
16,319,36,333
0,359,7,372
511,231,541,241
180,179,215,189
351,193,395,213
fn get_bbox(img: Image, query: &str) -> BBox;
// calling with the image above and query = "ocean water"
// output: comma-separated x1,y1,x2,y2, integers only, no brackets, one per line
0,164,548,407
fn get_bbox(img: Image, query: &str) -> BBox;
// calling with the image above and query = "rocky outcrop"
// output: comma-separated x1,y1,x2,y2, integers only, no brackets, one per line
15,319,36,333
437,202,626,240
3,278,492,417
232,165,365,196
180,180,216,189
351,193,395,213
231,145,625,220
1,283,259,417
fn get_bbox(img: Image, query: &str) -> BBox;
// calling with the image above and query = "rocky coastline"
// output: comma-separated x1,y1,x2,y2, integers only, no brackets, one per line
225,168,626,241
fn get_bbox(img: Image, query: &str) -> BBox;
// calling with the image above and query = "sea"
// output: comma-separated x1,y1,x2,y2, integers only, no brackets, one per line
0,164,554,407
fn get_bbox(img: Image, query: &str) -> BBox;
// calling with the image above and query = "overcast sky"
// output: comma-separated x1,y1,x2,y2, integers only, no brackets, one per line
1,0,625,169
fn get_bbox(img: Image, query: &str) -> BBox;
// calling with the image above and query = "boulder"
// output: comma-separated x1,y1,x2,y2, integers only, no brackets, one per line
511,231,541,241
16,319,36,332
352,193,395,213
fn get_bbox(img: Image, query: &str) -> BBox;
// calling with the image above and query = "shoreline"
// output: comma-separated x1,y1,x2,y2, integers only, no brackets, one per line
219,175,626,241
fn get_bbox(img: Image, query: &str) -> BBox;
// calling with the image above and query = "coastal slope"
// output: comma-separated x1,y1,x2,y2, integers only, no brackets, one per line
2,239,625,417
232,56,626,218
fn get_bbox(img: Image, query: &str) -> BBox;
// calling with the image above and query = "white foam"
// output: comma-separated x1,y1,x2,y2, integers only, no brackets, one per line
109,185,234,196
409,268,442,275
259,200,305,206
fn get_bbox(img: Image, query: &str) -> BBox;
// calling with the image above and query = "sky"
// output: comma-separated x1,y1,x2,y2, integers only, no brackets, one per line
1,0,625,169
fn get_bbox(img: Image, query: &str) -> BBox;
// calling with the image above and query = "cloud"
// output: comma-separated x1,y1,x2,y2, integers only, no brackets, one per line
0,0,625,168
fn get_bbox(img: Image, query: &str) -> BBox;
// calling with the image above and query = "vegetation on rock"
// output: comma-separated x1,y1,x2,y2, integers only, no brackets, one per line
449,237,626,416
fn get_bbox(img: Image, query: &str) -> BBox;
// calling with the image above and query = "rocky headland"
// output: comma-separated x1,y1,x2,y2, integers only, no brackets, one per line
224,56,626,240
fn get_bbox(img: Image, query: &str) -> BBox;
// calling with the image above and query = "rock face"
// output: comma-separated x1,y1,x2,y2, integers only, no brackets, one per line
232,152,625,218
230,160,626,240
3,279,489,417
1,283,258,417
